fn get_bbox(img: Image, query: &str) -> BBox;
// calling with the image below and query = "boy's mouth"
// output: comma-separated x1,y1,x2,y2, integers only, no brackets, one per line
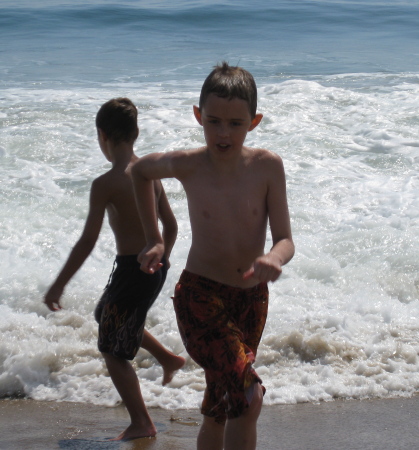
217,143,230,151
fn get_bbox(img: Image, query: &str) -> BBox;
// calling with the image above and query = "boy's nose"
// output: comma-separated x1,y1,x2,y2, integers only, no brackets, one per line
218,124,229,137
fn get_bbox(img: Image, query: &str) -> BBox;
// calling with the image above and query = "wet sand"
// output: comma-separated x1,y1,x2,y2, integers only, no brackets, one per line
1,396,418,449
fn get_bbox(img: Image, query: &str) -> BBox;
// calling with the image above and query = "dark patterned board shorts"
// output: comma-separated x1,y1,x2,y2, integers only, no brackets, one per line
95,255,167,360
172,270,269,424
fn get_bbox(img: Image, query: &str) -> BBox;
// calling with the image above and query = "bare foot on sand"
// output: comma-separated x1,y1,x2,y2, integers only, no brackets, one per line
109,423,157,441
162,354,186,386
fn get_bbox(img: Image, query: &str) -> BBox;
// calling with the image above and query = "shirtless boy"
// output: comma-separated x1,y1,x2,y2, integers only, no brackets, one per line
44,98,184,441
132,63,294,450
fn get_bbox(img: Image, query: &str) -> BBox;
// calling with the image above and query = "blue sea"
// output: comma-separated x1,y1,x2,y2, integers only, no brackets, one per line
1,0,419,411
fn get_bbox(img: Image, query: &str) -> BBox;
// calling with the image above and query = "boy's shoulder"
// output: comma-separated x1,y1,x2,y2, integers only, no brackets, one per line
165,146,284,179
244,147,286,182
245,146,284,166
165,146,206,174
93,165,161,193
90,166,127,199
172,146,206,159
92,167,119,187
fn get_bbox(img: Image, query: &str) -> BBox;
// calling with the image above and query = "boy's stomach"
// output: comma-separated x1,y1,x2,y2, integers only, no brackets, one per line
185,246,263,289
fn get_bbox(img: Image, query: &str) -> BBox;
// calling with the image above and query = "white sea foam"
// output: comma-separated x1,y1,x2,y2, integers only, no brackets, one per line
1,75,418,409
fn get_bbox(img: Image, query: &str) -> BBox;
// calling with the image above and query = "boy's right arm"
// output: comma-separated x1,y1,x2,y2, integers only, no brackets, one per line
44,178,107,311
132,152,181,273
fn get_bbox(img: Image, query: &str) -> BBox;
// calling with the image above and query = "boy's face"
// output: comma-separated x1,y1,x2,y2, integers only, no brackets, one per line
194,94,262,158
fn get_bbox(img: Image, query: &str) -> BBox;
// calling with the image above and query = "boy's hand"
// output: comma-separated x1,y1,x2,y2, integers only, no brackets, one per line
44,285,64,311
138,243,165,274
243,253,282,283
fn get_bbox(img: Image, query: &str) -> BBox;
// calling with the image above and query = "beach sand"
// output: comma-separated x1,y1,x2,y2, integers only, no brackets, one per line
1,396,418,449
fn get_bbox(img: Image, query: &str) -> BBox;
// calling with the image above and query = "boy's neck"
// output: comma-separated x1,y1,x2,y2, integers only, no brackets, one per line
108,142,137,168
204,145,247,173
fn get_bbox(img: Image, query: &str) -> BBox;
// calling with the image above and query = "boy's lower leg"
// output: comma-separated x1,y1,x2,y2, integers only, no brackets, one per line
102,352,156,440
197,416,224,450
223,382,264,450
141,329,185,385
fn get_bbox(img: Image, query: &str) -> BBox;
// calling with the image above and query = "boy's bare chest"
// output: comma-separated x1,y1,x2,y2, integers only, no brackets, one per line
184,173,266,222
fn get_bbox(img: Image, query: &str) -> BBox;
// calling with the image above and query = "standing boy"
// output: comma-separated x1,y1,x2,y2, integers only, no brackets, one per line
132,63,295,450
44,98,184,441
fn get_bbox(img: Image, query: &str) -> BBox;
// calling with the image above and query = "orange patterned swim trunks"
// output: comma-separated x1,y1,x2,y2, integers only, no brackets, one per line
172,270,268,424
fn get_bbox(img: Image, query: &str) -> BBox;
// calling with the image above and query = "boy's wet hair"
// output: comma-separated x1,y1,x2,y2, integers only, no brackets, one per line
199,62,258,118
96,98,139,143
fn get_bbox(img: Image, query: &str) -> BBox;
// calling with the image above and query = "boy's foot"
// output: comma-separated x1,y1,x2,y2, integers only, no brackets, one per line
109,423,157,441
162,355,186,386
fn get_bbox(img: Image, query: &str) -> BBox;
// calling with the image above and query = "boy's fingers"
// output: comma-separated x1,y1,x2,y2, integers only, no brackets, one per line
140,255,163,274
138,244,165,273
242,267,255,280
147,261,163,274
44,300,62,312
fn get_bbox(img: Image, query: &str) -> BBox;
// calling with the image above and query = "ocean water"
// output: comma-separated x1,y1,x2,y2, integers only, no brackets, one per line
1,0,419,411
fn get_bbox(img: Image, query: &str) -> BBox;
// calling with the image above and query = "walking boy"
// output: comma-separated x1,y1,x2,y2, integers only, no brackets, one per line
132,63,295,450
44,98,184,441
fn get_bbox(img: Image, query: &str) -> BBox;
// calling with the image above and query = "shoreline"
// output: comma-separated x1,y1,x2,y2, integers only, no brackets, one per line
1,396,419,449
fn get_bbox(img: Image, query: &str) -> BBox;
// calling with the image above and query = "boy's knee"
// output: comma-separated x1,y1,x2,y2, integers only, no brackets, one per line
202,415,225,430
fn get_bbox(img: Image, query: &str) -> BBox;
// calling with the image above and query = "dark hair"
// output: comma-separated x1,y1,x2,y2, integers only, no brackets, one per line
199,62,258,118
95,98,138,143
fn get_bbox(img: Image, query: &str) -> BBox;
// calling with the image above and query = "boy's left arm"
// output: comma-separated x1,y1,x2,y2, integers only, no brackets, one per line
244,154,294,282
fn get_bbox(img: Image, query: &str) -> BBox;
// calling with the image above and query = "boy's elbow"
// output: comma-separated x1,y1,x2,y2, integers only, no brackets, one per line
77,236,97,254
167,222,178,239
166,214,178,232
165,220,178,237
289,239,295,260
172,220,179,234
273,236,295,265
283,238,295,265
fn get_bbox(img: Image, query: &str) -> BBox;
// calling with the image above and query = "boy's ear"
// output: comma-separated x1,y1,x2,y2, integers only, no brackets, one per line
248,113,263,131
193,105,203,125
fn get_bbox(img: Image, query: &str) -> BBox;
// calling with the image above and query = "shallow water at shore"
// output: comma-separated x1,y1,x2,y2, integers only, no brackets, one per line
1,397,419,449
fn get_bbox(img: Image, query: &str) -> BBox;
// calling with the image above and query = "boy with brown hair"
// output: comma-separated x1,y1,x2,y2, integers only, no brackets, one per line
132,63,295,450
44,98,184,441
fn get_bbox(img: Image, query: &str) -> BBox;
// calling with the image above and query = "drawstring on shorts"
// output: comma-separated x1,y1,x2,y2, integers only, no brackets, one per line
104,259,117,290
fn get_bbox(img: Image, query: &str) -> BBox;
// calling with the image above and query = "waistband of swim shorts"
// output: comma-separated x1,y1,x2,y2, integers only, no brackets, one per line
115,254,166,267
177,270,267,297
